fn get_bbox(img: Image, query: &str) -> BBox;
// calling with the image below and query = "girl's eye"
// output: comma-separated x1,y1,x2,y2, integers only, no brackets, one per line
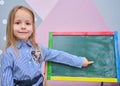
26,23,31,25
15,22,20,24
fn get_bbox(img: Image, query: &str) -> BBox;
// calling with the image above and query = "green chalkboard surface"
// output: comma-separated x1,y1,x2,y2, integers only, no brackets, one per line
47,32,118,82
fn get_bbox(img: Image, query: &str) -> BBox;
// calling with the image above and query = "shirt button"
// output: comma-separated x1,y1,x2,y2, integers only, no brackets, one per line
26,50,29,53
28,61,31,64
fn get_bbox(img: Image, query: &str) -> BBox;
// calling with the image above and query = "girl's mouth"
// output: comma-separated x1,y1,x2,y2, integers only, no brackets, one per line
18,31,28,34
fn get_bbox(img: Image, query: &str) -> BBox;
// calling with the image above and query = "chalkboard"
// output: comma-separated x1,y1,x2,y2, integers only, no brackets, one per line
46,32,120,82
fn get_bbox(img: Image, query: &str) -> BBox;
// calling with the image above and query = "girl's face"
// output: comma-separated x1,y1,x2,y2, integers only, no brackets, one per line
13,9,34,42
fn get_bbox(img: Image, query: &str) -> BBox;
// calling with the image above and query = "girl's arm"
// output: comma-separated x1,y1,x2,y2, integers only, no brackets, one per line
40,45,93,68
1,51,14,86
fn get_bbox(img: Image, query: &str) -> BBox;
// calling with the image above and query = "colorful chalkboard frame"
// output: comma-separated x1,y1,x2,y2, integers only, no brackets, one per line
46,32,120,82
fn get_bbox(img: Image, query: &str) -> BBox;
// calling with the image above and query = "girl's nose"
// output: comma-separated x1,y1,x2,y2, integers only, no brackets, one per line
21,23,26,29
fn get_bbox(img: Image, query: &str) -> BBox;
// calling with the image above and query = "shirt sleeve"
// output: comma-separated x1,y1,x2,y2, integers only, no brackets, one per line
1,51,14,86
40,45,84,68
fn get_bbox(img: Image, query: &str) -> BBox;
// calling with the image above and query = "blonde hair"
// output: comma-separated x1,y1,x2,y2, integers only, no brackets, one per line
5,5,39,54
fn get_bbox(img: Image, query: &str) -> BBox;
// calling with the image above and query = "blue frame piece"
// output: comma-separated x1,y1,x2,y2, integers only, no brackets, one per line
114,31,120,82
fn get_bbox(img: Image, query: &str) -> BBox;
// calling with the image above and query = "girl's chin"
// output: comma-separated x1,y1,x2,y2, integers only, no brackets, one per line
16,38,28,42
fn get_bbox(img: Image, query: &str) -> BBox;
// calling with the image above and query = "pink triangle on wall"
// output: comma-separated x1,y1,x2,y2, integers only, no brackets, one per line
36,0,110,45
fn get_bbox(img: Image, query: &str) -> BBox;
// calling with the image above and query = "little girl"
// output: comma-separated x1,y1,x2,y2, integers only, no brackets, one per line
1,5,93,86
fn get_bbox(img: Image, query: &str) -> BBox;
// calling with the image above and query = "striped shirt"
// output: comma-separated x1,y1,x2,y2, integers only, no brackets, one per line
0,40,83,86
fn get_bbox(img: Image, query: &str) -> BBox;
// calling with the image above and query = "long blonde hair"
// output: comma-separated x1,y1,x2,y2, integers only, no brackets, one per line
5,5,39,54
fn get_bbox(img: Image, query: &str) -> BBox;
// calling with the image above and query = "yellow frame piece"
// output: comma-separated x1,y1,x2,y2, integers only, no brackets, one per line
50,76,117,82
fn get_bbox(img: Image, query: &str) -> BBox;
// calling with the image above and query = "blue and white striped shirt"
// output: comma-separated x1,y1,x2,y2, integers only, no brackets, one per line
1,40,83,86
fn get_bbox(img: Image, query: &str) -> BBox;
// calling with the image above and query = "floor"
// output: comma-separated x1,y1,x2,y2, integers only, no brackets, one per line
47,81,120,86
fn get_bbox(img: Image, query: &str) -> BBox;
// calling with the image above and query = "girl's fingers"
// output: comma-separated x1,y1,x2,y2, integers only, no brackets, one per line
88,61,94,64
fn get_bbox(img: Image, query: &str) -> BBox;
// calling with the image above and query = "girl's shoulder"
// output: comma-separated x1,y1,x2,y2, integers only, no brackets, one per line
4,46,14,53
37,43,49,51
2,46,15,57
0,46,14,63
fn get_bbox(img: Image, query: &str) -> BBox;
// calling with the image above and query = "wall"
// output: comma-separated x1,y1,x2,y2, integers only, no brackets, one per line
0,0,120,86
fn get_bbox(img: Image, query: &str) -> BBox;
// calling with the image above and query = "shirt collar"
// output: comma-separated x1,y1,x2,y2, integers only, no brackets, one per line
16,40,32,49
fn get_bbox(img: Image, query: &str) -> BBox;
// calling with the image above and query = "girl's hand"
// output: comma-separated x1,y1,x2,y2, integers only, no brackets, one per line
82,57,94,67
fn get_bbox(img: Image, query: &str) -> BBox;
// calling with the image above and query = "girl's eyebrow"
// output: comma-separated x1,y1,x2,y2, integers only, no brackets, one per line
14,19,32,22
25,20,32,22
14,20,21,22
14,18,21,21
